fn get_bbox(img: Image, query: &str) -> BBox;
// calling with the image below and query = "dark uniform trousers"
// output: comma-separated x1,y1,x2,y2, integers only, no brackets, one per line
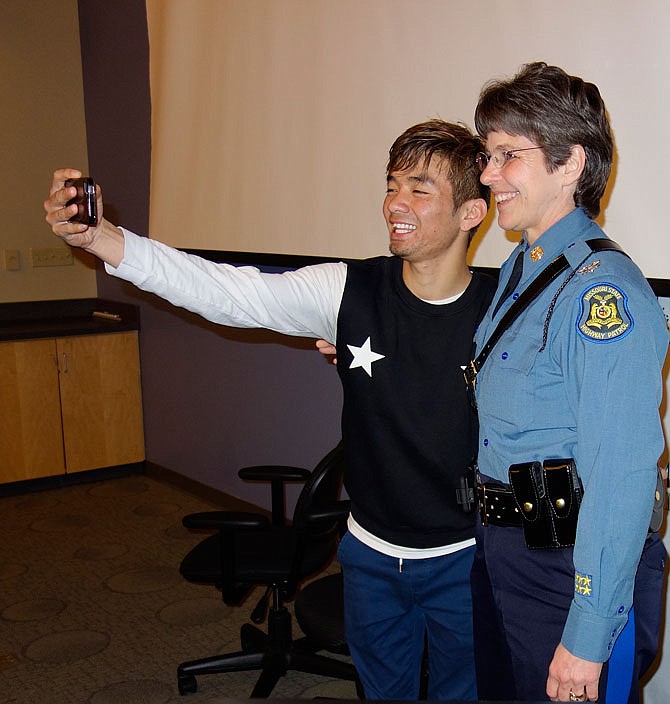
471,521,666,703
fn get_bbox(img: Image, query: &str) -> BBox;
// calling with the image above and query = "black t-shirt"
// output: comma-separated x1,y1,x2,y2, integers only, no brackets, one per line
336,257,496,548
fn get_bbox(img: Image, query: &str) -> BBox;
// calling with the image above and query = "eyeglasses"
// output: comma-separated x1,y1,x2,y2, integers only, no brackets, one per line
475,146,543,173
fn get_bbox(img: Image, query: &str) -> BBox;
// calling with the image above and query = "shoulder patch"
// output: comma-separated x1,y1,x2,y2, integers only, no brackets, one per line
577,283,633,343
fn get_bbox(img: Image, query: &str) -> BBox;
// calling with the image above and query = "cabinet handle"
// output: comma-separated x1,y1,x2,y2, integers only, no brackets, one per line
61,352,68,374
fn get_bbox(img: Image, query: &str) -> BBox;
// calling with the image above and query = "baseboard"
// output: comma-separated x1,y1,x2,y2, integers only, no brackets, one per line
144,461,268,515
0,462,145,497
0,460,269,518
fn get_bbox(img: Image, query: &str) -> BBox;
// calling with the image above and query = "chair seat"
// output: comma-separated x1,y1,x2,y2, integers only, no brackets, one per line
181,525,339,587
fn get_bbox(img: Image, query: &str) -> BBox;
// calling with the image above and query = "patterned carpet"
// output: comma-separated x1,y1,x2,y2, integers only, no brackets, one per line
0,472,357,703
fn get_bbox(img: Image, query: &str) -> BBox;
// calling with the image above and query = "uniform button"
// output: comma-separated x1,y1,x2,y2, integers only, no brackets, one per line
512,293,520,300
483,439,489,447
617,605,625,614
501,352,509,360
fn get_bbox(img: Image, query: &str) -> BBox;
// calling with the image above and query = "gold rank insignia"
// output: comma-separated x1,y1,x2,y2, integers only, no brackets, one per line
577,283,633,343
530,246,544,261
575,572,593,597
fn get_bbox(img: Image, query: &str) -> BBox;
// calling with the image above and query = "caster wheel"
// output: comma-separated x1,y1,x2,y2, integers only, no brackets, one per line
178,673,198,695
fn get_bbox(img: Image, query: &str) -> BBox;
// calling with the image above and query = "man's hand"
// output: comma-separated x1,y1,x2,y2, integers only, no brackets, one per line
316,339,337,365
44,168,103,247
546,643,602,702
44,168,125,267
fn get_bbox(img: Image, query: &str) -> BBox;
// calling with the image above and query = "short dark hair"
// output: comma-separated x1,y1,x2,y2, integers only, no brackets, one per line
387,120,490,238
474,62,613,219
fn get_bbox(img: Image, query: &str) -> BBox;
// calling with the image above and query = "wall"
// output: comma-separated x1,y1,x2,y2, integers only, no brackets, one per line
77,0,343,513
125,289,344,510
0,0,341,510
0,0,97,303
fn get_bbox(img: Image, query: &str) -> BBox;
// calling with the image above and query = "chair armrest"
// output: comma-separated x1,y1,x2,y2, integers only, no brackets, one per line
305,499,351,524
182,511,269,531
238,465,311,482
238,465,312,526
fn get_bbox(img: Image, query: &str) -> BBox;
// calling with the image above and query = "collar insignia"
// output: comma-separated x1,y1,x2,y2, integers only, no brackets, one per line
530,246,544,261
578,260,601,274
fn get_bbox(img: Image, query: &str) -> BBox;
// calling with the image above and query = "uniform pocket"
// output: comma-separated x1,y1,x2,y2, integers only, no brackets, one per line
477,331,543,430
495,330,542,374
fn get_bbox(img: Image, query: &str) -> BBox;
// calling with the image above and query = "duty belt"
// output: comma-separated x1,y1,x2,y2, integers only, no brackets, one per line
477,482,522,527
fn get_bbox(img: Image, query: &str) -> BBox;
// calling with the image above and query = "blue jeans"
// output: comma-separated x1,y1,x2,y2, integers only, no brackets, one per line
337,531,476,700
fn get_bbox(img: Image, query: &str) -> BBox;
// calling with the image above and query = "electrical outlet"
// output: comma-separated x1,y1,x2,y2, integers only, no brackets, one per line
2,249,21,271
30,247,74,268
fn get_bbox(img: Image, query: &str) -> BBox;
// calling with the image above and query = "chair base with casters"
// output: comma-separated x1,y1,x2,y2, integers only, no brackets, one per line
177,594,359,696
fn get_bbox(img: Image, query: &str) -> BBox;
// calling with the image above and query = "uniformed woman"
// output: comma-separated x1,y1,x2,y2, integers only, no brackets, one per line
470,62,668,704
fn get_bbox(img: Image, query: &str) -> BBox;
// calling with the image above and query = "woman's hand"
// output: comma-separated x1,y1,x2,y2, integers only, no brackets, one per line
316,339,337,365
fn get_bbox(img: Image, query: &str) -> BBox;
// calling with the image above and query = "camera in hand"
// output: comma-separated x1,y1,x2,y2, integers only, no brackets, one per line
65,177,97,226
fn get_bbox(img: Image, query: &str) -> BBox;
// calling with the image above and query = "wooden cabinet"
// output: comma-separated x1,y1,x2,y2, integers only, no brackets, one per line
0,332,144,483
0,338,65,481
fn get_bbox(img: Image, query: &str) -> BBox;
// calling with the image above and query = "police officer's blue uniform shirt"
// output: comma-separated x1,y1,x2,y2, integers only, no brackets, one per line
474,208,669,663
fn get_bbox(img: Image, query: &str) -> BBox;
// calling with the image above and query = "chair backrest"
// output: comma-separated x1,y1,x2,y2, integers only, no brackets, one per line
285,441,347,595
292,441,346,530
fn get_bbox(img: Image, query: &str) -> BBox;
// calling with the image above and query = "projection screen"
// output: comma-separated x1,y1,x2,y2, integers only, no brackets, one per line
145,0,669,280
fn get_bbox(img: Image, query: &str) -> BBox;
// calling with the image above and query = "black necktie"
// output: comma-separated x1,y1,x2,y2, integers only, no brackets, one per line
492,249,524,318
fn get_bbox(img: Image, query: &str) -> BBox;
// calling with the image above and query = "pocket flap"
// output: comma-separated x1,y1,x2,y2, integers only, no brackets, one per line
509,461,543,522
543,459,582,519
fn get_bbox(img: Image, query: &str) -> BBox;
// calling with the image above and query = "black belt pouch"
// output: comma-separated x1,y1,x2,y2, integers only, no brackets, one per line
508,458,583,549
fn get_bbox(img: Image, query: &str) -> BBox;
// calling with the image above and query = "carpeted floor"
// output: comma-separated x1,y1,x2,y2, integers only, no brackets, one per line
0,472,357,703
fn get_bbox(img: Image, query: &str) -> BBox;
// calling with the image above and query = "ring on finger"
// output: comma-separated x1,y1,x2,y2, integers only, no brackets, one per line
569,689,586,702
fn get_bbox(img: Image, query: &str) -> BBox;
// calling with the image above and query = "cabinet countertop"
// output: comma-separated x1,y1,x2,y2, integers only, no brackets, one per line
0,298,139,342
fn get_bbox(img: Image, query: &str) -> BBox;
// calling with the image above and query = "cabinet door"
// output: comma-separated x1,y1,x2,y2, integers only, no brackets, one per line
58,332,145,472
0,339,65,481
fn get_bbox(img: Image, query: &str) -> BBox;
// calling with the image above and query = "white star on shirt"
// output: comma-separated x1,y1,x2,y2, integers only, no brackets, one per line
347,336,385,377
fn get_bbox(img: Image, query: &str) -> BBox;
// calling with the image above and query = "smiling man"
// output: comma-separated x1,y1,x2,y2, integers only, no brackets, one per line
45,120,496,700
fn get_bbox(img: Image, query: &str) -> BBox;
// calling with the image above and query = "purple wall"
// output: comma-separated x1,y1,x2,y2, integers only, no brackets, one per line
77,0,343,511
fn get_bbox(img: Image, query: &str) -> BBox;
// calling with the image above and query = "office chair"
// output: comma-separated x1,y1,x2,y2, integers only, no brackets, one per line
176,442,358,697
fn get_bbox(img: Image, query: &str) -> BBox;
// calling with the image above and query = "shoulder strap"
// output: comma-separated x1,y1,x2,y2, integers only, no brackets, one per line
464,238,627,392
